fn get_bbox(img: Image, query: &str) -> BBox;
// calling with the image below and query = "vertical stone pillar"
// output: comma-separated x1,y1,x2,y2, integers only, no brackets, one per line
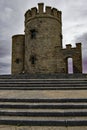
73,43,82,73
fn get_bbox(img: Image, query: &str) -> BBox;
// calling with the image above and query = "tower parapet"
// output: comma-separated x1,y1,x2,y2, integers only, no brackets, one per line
25,3,61,23
31,7,37,16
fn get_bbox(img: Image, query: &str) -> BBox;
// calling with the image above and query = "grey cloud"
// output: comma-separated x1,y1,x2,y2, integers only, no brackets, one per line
0,60,11,75
0,40,11,57
0,57,11,74
75,33,87,57
0,39,11,74
75,33,87,73
0,62,10,68
61,0,87,24
75,33,87,49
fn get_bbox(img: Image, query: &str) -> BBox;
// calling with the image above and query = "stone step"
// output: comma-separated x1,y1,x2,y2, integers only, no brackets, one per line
1,77,86,80
0,111,87,117
1,108,87,112
0,87,87,90
0,79,87,83
0,98,87,103
0,104,87,109
0,119,87,126
0,73,87,79
0,82,87,86
0,102,87,106
0,102,87,105
0,116,87,120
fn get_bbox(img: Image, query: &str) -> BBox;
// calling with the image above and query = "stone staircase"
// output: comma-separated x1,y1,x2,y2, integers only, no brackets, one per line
0,98,87,126
0,74,87,127
0,74,87,90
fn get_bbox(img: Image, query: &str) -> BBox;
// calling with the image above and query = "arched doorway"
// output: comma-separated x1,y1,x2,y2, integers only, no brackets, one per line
67,58,73,74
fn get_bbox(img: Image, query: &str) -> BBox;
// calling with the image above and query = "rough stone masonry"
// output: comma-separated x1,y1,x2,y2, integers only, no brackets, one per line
12,3,82,74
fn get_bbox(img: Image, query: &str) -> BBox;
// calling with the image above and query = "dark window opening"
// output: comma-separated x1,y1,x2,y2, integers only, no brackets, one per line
30,55,37,65
15,58,20,64
30,29,37,39
40,20,42,23
31,56,35,64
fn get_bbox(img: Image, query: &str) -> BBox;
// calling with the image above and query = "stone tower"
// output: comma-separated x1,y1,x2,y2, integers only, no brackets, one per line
12,3,82,74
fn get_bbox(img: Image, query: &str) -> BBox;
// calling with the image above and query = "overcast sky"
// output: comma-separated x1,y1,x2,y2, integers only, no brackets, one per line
0,0,87,74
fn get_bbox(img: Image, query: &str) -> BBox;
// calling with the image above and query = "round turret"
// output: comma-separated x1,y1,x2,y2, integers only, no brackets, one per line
24,3,63,73
12,35,25,74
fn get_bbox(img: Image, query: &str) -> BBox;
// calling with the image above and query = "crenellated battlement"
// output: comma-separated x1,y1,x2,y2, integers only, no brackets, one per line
66,43,82,50
25,3,61,22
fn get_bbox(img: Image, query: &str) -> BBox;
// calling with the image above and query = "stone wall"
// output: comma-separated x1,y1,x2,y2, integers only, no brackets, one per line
62,43,82,73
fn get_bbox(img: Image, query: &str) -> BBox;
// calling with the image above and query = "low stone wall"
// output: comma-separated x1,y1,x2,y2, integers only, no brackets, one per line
0,73,87,79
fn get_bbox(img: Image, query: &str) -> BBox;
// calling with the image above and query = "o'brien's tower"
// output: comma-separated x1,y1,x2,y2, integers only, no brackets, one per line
25,3,63,73
12,3,82,74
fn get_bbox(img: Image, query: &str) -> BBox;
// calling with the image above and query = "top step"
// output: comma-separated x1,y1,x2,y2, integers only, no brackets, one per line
0,73,87,79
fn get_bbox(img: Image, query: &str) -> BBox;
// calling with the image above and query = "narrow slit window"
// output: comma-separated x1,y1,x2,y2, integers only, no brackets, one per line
30,29,37,39
30,55,37,65
31,56,35,64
